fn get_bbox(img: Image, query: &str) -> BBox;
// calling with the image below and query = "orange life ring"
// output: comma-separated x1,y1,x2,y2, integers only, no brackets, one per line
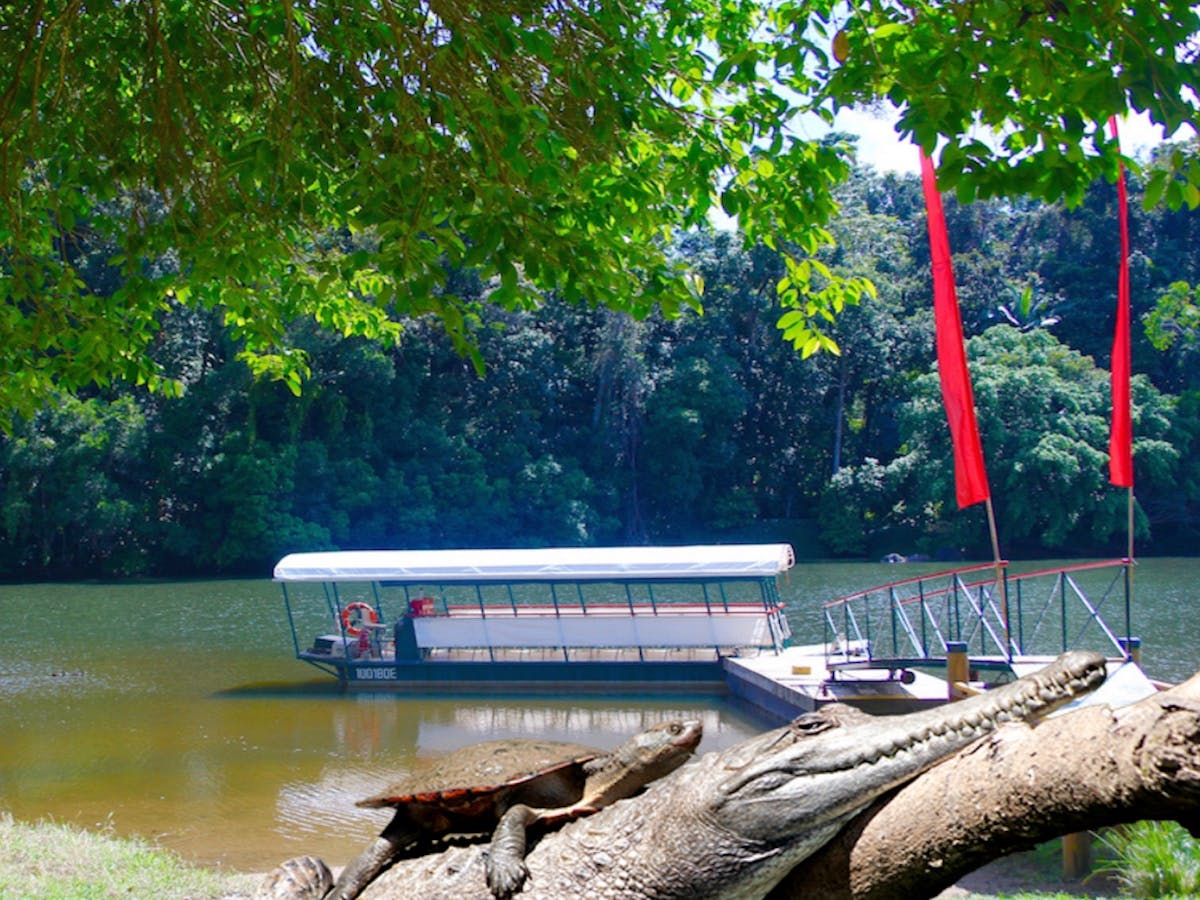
341,601,379,636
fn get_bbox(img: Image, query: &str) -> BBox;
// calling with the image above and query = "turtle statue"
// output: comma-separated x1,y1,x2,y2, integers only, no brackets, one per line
302,718,702,900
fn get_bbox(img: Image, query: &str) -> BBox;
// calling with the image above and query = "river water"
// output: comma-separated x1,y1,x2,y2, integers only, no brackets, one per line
0,558,1196,873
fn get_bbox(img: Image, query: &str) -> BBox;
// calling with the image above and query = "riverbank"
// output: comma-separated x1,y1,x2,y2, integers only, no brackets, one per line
0,812,1120,900
0,812,259,899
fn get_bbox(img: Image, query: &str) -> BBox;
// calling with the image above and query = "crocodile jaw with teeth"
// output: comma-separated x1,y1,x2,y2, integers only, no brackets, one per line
546,650,1106,900
676,650,1104,897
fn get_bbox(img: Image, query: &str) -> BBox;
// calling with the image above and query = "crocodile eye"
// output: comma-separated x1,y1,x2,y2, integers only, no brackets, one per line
723,768,790,798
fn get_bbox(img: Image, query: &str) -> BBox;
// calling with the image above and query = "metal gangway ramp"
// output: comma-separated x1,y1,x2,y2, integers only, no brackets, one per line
822,559,1138,678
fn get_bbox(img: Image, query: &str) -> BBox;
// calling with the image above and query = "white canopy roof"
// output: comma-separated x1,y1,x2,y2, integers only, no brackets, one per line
274,544,795,583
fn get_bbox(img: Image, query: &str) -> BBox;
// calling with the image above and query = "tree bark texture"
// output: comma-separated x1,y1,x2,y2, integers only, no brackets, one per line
771,671,1200,899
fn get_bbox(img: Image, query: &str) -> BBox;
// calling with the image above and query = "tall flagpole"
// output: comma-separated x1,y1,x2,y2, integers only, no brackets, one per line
985,495,1009,655
1109,116,1135,648
920,149,1008,653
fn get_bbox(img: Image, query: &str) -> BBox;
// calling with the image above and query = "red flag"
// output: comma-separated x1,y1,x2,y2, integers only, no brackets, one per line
1108,116,1134,487
920,151,991,508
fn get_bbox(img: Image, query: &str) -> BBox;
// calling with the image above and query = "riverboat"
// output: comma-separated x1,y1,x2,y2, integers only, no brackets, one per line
274,544,794,691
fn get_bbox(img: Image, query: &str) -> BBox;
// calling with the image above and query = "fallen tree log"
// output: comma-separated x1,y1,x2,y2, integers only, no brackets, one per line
772,669,1200,899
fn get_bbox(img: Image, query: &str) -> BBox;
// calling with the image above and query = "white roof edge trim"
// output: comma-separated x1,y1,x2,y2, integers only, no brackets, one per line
274,544,795,583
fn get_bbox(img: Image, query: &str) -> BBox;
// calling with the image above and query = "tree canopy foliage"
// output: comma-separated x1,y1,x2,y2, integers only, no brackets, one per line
821,0,1200,205
2,0,1199,422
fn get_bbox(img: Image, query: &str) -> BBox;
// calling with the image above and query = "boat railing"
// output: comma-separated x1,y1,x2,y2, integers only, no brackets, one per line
386,578,781,620
435,601,784,617
822,558,1135,670
286,576,791,662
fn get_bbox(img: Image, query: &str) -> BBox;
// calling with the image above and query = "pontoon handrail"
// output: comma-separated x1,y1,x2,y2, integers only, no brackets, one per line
823,558,1134,666
822,561,1000,608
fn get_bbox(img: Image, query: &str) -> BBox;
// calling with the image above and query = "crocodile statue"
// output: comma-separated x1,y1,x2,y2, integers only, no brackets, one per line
335,650,1105,899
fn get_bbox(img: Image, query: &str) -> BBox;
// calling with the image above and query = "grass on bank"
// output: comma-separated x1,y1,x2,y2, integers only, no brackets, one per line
1095,821,1200,899
952,825,1200,900
1,812,1197,900
0,812,259,900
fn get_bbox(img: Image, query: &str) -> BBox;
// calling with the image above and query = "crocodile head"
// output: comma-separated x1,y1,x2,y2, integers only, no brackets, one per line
684,650,1108,896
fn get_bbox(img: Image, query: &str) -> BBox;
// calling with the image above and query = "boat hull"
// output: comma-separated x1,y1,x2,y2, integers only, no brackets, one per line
306,656,728,693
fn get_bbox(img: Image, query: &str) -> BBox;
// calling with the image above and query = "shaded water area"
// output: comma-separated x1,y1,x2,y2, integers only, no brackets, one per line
0,558,1197,873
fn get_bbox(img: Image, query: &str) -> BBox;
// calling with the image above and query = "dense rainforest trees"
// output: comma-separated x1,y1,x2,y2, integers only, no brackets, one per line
4,3,1200,576
822,326,1178,557
4,158,1200,579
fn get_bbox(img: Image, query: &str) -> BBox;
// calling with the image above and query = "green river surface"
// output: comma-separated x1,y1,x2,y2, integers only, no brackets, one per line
1,558,1197,873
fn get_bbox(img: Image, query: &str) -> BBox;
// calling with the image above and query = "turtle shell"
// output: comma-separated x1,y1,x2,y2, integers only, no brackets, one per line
253,855,332,900
357,738,600,829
